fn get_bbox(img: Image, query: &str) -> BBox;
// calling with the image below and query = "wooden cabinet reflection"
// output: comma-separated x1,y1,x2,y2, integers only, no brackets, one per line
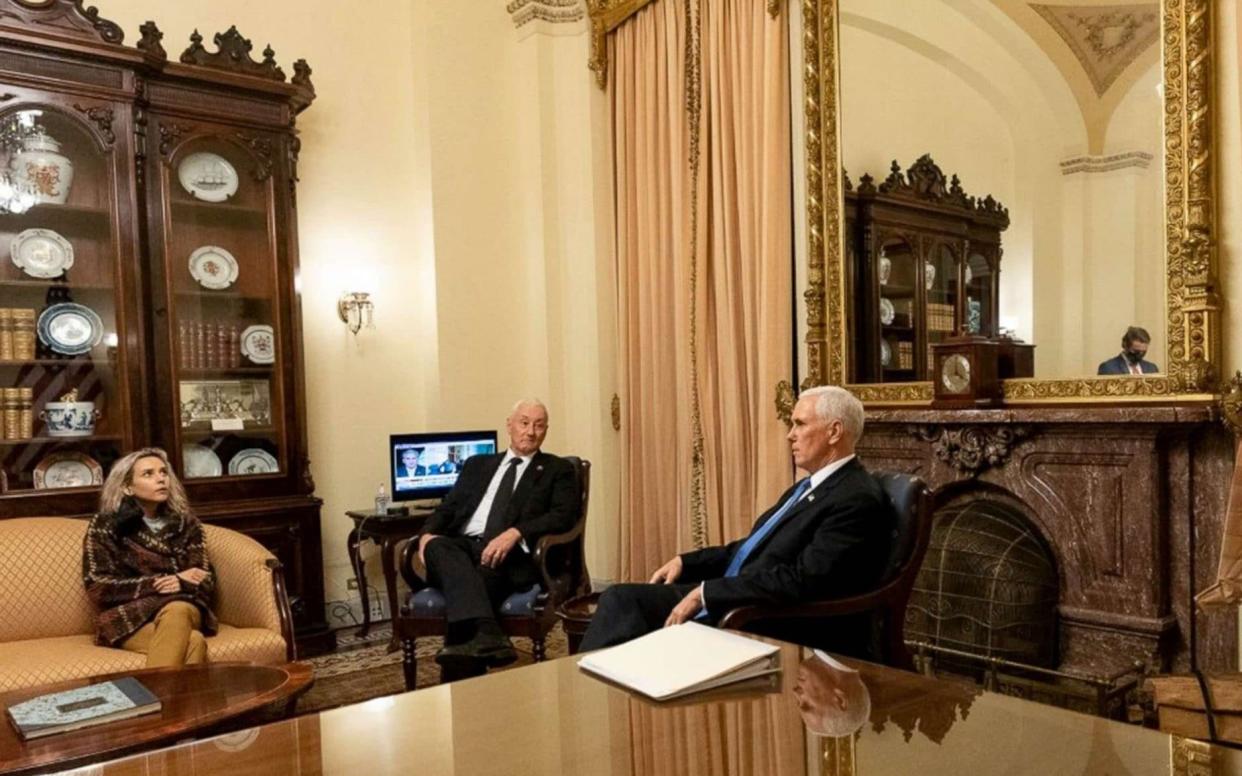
99,717,322,776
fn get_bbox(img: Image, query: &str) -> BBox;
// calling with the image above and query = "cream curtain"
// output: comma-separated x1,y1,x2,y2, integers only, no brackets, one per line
612,0,793,579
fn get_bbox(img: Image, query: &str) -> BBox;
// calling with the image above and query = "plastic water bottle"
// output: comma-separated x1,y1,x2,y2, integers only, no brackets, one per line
374,483,389,516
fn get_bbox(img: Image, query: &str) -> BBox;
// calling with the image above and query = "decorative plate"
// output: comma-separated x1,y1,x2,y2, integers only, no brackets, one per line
11,228,74,279
879,297,895,326
240,324,275,364
182,444,223,479
33,452,102,490
880,338,892,367
925,261,937,290
228,448,279,476
36,303,103,356
188,245,239,290
177,152,239,203
878,255,891,286
965,265,973,285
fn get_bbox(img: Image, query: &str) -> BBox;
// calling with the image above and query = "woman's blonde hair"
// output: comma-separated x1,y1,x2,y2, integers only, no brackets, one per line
99,447,191,517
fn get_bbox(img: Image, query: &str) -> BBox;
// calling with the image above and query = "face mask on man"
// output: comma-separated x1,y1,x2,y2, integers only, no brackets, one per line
1124,349,1145,364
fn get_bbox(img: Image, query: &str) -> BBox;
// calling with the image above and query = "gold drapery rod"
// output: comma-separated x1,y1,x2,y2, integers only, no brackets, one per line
587,0,785,89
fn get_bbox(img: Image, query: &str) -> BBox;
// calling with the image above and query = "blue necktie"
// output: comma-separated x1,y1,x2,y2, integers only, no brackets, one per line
723,478,813,577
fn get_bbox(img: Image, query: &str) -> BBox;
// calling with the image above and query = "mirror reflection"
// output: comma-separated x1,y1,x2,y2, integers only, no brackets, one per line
840,0,1164,382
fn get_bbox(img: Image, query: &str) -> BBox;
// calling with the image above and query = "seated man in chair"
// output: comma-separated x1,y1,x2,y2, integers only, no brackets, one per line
417,399,578,675
581,386,894,660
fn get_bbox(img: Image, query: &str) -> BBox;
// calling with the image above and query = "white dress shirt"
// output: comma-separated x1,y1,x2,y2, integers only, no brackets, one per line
699,454,857,614
462,449,534,538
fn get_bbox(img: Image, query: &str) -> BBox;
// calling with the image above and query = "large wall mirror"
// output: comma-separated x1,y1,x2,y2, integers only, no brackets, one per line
800,0,1222,404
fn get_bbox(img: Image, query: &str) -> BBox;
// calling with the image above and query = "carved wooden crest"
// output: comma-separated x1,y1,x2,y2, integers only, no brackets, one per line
180,26,286,82
0,0,123,44
909,424,1032,475
866,154,1010,227
136,20,166,60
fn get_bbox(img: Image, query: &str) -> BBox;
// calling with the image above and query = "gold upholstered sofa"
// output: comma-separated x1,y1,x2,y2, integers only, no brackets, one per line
0,517,295,692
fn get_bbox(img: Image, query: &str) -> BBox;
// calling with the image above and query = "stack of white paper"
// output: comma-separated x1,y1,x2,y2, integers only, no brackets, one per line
577,622,781,700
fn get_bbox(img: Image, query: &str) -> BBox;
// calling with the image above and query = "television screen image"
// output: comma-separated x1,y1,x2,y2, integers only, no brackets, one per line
389,430,498,502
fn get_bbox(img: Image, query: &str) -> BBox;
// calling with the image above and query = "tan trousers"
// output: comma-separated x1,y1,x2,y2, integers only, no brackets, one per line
122,601,207,668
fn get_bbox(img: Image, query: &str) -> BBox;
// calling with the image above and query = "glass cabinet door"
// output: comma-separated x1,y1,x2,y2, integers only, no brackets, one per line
924,243,960,379
0,106,132,495
159,132,285,483
877,237,917,381
966,250,994,336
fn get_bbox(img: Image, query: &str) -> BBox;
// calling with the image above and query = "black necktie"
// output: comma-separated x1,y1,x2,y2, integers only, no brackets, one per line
483,458,523,539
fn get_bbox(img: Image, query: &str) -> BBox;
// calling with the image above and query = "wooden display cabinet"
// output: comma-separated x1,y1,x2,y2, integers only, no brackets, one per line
0,1,331,653
845,155,1011,384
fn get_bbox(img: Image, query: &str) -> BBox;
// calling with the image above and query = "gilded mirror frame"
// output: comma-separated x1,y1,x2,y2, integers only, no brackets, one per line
801,0,1222,405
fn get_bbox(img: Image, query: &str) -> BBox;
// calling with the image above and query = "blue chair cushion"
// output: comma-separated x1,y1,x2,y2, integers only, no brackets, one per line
407,585,543,618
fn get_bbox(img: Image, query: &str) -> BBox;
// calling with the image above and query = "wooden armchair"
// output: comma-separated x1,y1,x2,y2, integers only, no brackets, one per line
718,471,932,670
395,457,591,689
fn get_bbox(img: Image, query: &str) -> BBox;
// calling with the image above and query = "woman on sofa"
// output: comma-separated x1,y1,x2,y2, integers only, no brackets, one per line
82,447,217,667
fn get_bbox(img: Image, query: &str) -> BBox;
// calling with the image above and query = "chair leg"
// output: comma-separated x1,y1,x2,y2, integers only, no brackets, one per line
532,635,546,662
401,637,418,690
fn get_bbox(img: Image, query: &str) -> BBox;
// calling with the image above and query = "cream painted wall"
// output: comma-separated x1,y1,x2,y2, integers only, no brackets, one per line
105,2,619,620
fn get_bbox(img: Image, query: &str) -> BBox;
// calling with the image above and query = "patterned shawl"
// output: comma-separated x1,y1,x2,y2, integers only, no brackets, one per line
82,497,218,646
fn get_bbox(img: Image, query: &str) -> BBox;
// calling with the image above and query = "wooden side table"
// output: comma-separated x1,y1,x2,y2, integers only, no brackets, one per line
345,509,430,651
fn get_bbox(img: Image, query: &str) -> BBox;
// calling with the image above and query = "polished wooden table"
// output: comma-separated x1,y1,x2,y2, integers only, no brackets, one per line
0,662,313,776
77,641,1242,775
345,509,431,650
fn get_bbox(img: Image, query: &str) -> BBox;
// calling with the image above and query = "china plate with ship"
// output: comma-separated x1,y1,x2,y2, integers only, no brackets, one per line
177,152,239,203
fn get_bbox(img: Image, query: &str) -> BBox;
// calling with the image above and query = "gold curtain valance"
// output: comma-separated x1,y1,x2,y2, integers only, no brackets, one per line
586,0,784,88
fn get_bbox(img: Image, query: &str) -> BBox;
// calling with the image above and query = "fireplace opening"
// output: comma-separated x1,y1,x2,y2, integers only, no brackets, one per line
907,493,1059,668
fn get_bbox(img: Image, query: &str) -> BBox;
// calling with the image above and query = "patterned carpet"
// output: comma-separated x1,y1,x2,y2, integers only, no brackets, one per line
296,623,569,715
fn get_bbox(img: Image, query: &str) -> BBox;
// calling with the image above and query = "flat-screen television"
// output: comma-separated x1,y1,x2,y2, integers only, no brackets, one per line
389,430,498,502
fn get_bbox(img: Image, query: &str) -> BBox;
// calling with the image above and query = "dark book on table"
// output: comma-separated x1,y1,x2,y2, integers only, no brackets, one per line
6,677,161,740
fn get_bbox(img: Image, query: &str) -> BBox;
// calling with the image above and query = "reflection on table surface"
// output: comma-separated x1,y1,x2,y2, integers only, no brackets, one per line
93,639,1242,776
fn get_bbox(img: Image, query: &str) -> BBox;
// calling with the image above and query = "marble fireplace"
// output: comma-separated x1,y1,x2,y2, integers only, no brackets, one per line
860,405,1236,675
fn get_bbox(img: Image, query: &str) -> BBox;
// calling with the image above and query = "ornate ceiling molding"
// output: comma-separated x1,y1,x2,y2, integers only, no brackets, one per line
508,0,585,28
1059,150,1153,175
1030,3,1160,96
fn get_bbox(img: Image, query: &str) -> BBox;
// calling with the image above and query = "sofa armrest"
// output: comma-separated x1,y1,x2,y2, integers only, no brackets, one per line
204,526,290,657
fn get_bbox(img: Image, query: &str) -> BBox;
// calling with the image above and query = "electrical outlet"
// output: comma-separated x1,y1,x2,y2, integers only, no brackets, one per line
346,578,359,591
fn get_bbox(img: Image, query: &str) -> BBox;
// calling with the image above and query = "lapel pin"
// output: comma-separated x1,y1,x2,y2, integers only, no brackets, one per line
808,494,815,502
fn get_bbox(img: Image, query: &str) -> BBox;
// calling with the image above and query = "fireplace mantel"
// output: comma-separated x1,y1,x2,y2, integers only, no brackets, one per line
860,404,1234,673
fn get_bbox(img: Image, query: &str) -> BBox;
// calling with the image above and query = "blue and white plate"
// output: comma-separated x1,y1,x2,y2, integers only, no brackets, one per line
36,303,103,356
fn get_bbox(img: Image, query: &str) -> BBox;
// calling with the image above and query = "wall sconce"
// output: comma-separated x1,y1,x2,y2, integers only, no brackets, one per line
337,292,374,335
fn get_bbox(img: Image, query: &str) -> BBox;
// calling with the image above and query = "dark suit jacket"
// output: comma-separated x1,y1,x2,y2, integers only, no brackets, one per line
423,451,578,546
680,458,894,655
397,464,427,478
1097,354,1158,375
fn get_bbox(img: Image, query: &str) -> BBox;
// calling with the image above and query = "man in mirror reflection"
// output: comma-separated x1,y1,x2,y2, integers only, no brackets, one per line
417,399,578,676
579,386,895,660
397,447,427,478
1097,326,1159,376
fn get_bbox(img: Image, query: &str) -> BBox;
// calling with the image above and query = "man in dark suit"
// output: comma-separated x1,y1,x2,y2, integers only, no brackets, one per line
1098,326,1159,375
417,399,578,673
580,385,894,659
